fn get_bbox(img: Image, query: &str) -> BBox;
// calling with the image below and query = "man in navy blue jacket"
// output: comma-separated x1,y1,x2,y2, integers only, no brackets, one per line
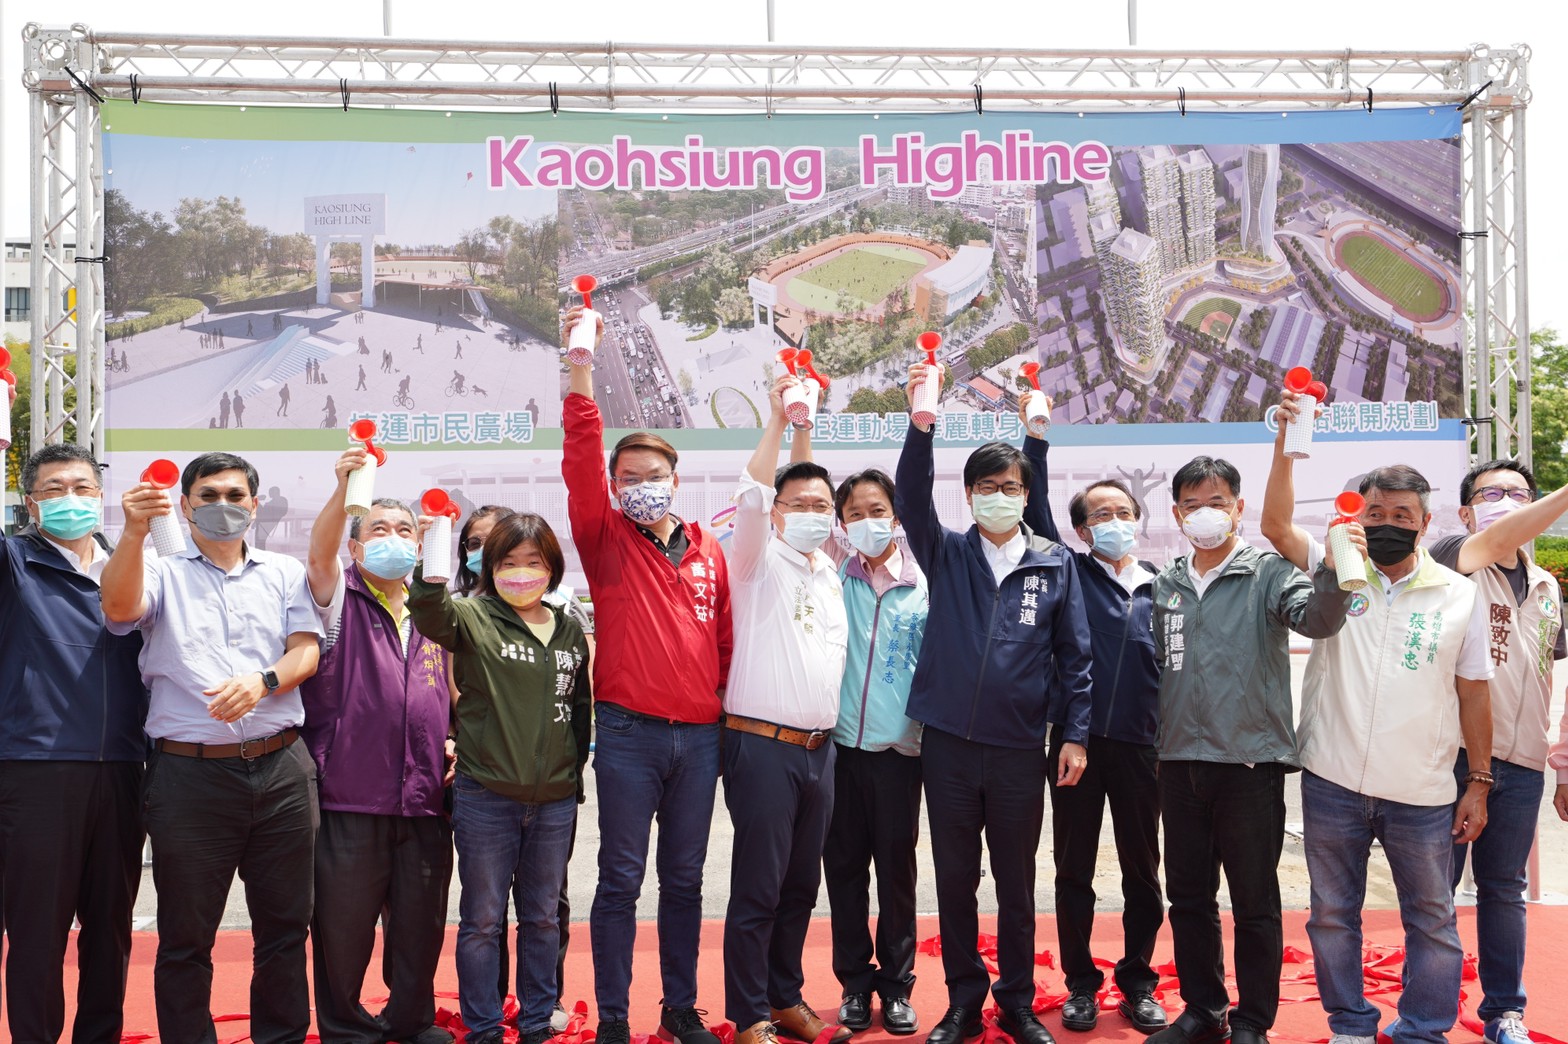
0,443,148,1043
1018,400,1167,1036
894,365,1094,1044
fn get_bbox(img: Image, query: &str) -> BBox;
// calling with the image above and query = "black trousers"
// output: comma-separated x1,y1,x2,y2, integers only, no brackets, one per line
823,744,922,999
313,810,454,1043
721,730,836,1028
1047,727,1163,996
921,727,1047,1014
0,760,144,1043
1159,760,1287,1033
145,740,318,1044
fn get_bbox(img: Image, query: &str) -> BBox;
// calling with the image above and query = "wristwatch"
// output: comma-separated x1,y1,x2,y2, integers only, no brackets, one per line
260,669,281,694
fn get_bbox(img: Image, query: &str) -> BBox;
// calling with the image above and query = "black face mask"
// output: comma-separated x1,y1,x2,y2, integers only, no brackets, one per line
1363,523,1420,567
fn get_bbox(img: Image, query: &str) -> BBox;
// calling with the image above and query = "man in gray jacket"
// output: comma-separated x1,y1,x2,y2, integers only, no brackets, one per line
1148,456,1350,1044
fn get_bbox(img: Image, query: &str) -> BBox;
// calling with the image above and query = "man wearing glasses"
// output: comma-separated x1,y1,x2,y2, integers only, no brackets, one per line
894,365,1094,1044
0,444,147,1043
1014,394,1168,1036
1427,460,1568,1044
560,307,729,1044
721,374,849,1044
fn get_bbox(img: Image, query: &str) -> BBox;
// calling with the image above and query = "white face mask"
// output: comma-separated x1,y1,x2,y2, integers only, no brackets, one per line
780,511,833,554
845,517,895,557
971,492,1025,535
618,480,675,526
1471,498,1520,533
1180,506,1233,550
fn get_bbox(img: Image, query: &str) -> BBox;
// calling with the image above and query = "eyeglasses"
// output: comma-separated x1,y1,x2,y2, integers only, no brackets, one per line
775,499,834,515
612,473,672,489
28,484,102,500
1179,499,1235,513
1471,486,1535,505
463,537,486,553
973,482,1026,497
1085,508,1136,525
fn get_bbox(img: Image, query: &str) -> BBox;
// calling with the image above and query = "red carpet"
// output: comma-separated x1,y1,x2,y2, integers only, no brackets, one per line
10,908,1568,1043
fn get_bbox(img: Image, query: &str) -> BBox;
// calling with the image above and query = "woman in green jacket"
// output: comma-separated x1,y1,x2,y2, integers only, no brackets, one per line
408,511,591,1044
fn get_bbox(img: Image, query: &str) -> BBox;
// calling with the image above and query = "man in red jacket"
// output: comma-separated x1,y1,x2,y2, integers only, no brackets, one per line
561,307,732,1044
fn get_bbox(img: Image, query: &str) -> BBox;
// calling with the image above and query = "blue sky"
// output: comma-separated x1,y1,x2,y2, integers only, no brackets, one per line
105,137,556,245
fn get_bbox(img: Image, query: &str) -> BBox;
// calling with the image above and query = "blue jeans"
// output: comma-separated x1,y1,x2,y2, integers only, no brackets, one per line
1302,771,1463,1044
1451,751,1543,1023
451,774,576,1036
589,703,720,1019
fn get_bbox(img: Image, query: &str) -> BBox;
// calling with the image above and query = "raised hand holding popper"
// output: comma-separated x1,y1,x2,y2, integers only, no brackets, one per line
0,347,15,451
566,275,600,367
911,331,943,429
1327,491,1368,592
1282,367,1328,460
344,418,387,517
419,488,462,583
141,458,186,557
778,347,810,426
791,349,830,430
1018,361,1051,435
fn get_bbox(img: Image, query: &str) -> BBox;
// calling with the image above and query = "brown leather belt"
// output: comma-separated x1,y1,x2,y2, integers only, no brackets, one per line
724,713,830,750
156,728,299,761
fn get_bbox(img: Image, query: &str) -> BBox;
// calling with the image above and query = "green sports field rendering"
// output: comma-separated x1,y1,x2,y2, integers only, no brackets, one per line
1337,233,1446,318
785,244,930,314
1180,296,1242,342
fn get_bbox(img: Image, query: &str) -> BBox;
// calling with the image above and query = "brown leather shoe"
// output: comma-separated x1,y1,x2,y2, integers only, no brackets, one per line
735,1021,781,1044
770,1003,853,1044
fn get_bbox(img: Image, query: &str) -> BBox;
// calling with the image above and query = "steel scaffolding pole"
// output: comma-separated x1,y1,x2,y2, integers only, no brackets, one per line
18,26,1528,465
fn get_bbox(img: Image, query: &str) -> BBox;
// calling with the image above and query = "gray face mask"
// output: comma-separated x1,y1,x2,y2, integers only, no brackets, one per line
189,502,253,542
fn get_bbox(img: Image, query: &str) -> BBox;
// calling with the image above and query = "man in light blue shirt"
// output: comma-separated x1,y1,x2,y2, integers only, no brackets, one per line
102,451,322,1044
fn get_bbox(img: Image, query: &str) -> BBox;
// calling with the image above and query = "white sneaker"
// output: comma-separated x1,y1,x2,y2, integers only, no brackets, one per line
1485,1012,1531,1044
1328,1035,1375,1044
550,1004,570,1033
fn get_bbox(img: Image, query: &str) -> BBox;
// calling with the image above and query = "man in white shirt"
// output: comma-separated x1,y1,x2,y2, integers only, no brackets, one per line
722,376,849,1044
1262,417,1492,1044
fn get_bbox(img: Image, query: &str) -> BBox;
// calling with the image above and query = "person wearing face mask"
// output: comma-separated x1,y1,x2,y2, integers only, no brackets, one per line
561,306,730,1044
721,374,850,1044
407,511,591,1044
0,444,147,1044
1261,433,1494,1044
787,425,928,1036
1427,460,1568,1044
298,447,455,1044
893,364,1094,1044
1012,392,1168,1036
102,452,323,1044
1150,454,1350,1044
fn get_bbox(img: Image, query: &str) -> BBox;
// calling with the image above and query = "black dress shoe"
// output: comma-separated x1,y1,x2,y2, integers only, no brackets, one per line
1145,1010,1228,1044
1060,990,1098,1032
880,995,919,1036
1227,1026,1267,1044
839,993,872,1032
1117,992,1169,1035
996,1008,1056,1044
925,1006,983,1044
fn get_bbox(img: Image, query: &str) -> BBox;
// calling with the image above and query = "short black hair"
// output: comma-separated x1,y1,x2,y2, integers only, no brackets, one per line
481,511,566,595
21,443,100,495
834,469,897,521
963,442,1033,490
1360,464,1431,515
457,505,515,596
349,498,416,541
1068,480,1140,529
1171,456,1240,502
774,461,833,499
182,452,259,496
1460,458,1537,506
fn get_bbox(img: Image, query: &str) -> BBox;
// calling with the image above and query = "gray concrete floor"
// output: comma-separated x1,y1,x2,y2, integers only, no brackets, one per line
131,656,1568,931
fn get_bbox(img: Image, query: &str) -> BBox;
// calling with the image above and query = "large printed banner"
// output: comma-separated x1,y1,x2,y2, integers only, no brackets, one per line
102,101,1468,578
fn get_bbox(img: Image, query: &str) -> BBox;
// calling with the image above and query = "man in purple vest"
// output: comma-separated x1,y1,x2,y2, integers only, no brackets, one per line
302,447,455,1044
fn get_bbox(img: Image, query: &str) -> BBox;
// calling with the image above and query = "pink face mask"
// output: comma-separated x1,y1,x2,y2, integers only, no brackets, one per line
493,566,550,608
1471,498,1520,532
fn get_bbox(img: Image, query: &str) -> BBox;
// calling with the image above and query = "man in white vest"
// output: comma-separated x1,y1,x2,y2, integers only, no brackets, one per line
1262,400,1493,1044
1428,458,1568,1044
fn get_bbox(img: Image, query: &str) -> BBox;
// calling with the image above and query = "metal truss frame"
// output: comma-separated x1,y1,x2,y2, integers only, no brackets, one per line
19,24,1530,464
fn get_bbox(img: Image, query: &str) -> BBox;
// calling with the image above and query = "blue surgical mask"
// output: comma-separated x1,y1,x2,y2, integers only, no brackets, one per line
360,535,419,580
36,494,103,540
780,511,833,554
845,517,894,557
465,548,484,575
1088,518,1137,560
